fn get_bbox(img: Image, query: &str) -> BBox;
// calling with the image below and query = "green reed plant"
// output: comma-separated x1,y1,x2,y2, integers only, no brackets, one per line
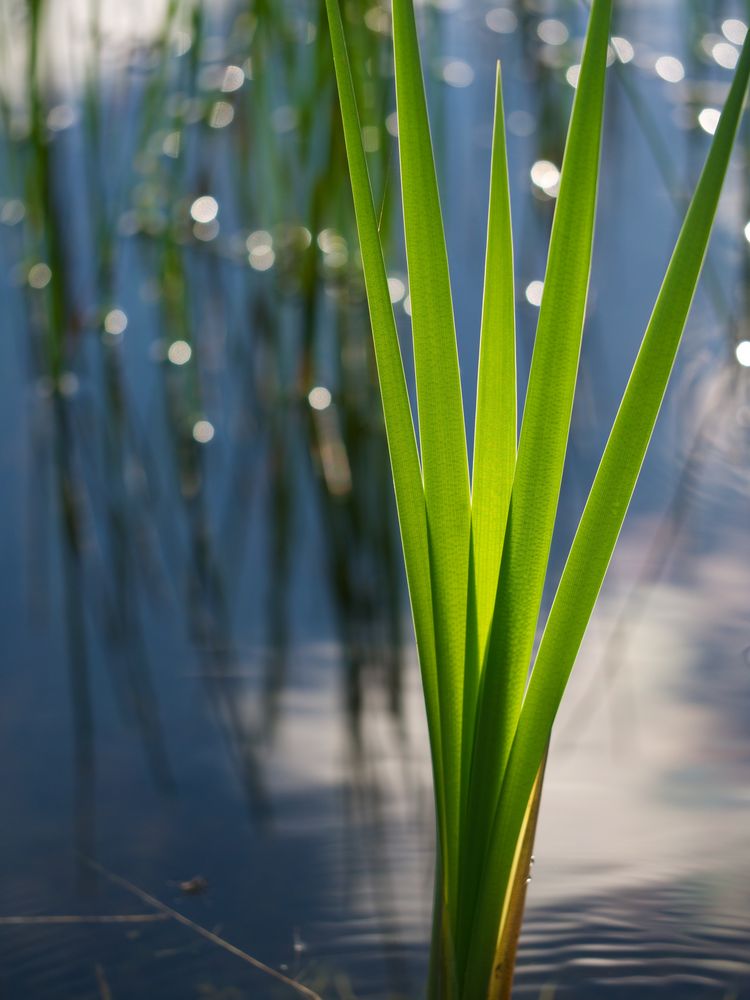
325,0,750,996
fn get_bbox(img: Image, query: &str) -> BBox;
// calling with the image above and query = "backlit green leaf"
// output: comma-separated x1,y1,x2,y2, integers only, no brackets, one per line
392,0,471,916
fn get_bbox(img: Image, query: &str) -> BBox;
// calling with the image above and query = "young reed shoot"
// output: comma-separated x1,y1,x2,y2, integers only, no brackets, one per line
324,0,750,994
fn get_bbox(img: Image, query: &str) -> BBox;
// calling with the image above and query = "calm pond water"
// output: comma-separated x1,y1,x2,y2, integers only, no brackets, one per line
1,0,749,997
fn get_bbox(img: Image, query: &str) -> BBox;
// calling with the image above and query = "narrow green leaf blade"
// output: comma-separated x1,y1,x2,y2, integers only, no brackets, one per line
392,0,471,909
324,0,445,844
465,33,750,999
470,60,517,676
458,60,516,946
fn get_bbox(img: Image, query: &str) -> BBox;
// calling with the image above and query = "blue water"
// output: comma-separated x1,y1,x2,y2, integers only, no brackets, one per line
1,1,749,997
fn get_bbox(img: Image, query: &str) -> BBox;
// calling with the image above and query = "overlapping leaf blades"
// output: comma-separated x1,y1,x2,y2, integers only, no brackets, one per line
324,0,446,865
463,31,750,996
324,0,750,994
392,0,471,926
457,5,612,974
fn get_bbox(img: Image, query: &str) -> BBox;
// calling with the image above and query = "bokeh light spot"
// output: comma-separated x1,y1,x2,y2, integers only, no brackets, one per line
736,341,750,367
611,36,635,64
104,309,128,335
537,19,568,46
221,65,245,92
655,56,685,83
190,196,218,223
698,108,721,134
308,386,332,410
192,420,215,443
565,64,581,88
168,340,192,365
440,60,474,88
388,277,406,303
525,280,544,307
28,263,52,289
485,7,517,34
712,41,739,70
722,19,748,46
209,101,235,128
530,160,560,196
